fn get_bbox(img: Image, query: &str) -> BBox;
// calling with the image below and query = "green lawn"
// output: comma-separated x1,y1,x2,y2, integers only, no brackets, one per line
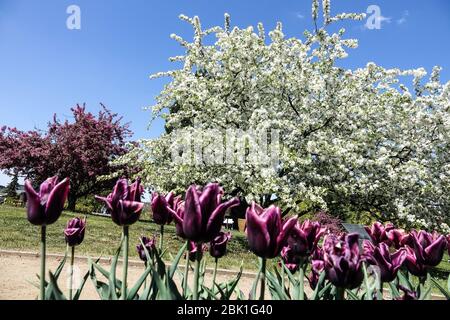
0,204,449,283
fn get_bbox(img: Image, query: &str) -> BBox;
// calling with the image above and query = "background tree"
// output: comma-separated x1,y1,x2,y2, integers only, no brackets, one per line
0,104,132,211
116,1,450,233
5,172,19,198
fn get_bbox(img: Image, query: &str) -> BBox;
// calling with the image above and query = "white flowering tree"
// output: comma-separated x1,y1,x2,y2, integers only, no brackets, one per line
115,0,450,232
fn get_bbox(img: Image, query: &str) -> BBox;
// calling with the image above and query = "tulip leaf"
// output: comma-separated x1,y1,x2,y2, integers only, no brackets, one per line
419,285,432,300
388,282,401,299
215,263,243,300
46,271,67,300
447,274,450,294
345,289,360,300
430,277,449,300
91,261,122,293
317,282,333,300
249,268,261,300
236,289,245,300
108,237,124,299
266,271,289,300
127,265,152,300
169,242,187,278
72,269,90,300
202,286,218,300
311,270,327,300
397,270,413,291
88,258,112,300
51,251,68,280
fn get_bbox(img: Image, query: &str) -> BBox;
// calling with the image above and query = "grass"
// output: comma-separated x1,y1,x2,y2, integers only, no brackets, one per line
0,204,448,289
0,205,258,271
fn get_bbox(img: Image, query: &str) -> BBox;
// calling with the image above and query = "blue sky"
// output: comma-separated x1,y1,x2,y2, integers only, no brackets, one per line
0,0,449,186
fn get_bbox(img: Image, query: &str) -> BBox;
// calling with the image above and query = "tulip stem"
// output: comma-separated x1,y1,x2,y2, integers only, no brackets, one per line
69,245,75,300
143,261,147,290
159,225,164,253
298,264,305,300
259,257,266,300
182,242,189,298
121,226,129,300
193,243,202,300
212,257,218,295
40,225,46,300
281,260,285,291
336,287,345,300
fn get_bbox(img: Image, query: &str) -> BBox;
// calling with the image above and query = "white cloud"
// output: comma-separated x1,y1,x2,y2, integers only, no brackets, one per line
397,10,409,25
295,12,304,19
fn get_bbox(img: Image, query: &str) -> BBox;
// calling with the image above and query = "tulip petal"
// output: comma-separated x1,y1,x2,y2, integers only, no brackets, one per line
246,203,271,258
183,185,203,241
199,183,223,220
206,197,239,241
424,235,446,266
24,180,46,225
45,178,70,225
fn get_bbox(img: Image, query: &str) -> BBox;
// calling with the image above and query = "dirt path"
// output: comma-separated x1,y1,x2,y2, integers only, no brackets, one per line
0,251,261,300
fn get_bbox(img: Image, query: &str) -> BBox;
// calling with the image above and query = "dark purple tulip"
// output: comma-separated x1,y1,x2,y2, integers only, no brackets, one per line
64,217,86,247
364,222,395,245
280,246,301,273
307,248,324,289
136,235,156,261
447,234,450,256
181,183,239,242
188,241,208,262
24,176,70,225
287,220,325,257
209,232,231,259
95,178,144,226
408,230,447,266
172,200,186,238
404,246,428,277
385,228,407,249
151,191,176,225
396,285,418,300
363,241,406,282
246,202,297,259
322,233,364,289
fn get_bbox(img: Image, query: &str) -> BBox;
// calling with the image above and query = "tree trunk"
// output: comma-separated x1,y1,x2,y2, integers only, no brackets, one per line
67,195,77,212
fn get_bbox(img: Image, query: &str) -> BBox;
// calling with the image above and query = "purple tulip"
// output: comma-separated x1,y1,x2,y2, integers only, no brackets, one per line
404,246,428,277
172,200,186,238
209,232,231,259
287,220,325,257
180,183,239,242
385,228,407,249
364,222,395,246
447,234,450,256
280,246,301,273
151,191,177,225
308,248,325,289
363,241,406,282
188,241,207,262
24,176,70,225
64,217,86,247
407,230,447,267
322,233,364,289
136,235,156,261
245,202,297,259
95,178,144,226
396,285,418,300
